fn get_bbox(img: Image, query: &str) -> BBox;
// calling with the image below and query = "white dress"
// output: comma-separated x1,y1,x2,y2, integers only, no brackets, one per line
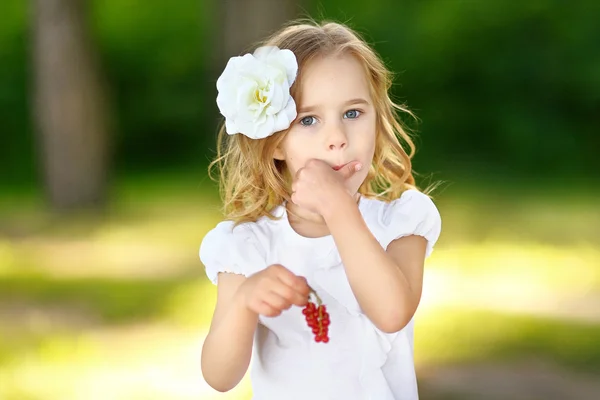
199,189,442,400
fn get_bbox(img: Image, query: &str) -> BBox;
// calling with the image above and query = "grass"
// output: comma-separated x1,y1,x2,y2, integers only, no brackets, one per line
0,274,211,325
415,307,600,372
0,170,599,399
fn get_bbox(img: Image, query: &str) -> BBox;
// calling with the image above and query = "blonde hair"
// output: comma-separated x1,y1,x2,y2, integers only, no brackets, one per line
209,19,427,225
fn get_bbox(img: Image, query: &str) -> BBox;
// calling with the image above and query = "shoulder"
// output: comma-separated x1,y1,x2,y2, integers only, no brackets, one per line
199,208,285,284
381,189,440,224
200,219,261,249
361,190,442,256
201,205,286,247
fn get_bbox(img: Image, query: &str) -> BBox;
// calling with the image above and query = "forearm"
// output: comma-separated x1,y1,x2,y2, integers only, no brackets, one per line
201,292,259,392
323,197,417,333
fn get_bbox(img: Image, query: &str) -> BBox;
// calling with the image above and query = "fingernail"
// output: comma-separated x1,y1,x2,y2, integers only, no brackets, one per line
355,163,362,171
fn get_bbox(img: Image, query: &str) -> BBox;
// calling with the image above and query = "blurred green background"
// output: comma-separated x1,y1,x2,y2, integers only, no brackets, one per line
1,0,599,399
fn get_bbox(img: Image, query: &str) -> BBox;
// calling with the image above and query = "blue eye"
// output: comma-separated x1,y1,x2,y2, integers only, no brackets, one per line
299,116,317,126
344,109,361,119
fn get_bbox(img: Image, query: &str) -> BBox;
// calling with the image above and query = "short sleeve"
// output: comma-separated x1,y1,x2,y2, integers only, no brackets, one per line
379,190,442,257
199,221,267,285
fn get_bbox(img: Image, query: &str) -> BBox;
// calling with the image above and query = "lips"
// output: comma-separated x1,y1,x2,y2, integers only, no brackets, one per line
332,163,348,171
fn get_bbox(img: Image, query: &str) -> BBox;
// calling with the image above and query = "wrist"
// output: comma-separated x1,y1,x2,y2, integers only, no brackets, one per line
321,191,359,224
233,284,260,319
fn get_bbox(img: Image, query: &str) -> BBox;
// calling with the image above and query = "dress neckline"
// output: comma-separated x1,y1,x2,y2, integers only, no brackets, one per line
276,195,369,243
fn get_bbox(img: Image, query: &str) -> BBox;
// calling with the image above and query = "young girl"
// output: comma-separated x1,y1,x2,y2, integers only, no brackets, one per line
199,19,441,400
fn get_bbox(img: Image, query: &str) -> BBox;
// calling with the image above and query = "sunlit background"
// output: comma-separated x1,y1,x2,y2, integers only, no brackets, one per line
1,0,599,399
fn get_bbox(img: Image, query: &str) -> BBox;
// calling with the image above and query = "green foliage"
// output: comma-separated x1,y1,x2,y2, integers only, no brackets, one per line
90,0,217,171
0,1,34,183
1,0,599,184
317,0,600,177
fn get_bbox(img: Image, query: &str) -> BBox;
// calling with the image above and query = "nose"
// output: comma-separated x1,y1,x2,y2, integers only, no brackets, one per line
326,123,348,150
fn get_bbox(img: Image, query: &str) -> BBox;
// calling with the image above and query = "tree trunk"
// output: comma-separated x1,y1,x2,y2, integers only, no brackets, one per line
31,0,110,211
215,0,303,72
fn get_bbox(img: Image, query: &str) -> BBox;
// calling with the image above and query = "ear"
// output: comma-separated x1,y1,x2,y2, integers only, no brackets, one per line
273,146,285,160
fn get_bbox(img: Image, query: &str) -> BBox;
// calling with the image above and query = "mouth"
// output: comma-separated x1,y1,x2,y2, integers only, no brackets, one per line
332,163,348,171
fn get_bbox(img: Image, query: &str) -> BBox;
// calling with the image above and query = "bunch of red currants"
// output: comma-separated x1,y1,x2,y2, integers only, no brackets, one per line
302,289,330,343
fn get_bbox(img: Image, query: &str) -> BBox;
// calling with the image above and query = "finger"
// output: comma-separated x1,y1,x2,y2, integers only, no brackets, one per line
296,277,311,299
284,275,311,306
272,265,303,288
339,160,363,179
268,263,288,273
288,275,311,298
263,290,292,312
295,165,305,180
271,280,308,307
269,265,310,297
254,301,281,317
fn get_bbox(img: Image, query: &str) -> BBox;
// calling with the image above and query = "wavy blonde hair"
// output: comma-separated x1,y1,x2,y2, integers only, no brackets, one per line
209,19,427,225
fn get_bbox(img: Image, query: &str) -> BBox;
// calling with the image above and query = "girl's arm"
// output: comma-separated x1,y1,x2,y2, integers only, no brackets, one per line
323,196,427,333
201,273,258,392
201,265,310,391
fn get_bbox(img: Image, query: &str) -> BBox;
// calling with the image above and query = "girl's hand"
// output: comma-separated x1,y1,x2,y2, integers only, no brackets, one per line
237,264,311,317
291,159,362,216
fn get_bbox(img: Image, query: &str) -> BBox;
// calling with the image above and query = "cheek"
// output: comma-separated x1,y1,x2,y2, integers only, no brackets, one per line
281,148,305,176
353,122,377,157
282,134,313,170
286,156,301,175
367,136,376,158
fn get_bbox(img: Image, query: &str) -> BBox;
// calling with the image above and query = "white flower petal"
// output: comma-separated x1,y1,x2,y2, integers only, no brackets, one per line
278,50,299,86
225,116,240,135
236,79,257,108
272,112,290,133
217,54,249,90
252,46,277,62
283,97,297,121
271,97,296,132
255,47,298,86
237,114,264,139
216,93,232,117
255,115,276,139
267,84,285,115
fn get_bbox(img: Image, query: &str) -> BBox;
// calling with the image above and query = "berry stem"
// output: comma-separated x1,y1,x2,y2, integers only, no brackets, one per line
318,304,323,336
309,287,322,306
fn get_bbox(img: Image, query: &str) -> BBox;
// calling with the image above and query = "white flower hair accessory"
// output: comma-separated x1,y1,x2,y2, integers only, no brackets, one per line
216,46,298,139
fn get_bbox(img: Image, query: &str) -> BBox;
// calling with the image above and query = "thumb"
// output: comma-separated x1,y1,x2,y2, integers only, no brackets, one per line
339,161,362,179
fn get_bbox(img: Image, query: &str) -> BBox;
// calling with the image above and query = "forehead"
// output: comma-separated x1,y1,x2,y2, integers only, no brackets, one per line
297,53,371,107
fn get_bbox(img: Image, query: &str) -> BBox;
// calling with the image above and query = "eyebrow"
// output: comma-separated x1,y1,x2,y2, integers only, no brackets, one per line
297,98,370,114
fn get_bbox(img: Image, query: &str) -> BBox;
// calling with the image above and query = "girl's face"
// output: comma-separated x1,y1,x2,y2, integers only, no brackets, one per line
274,53,376,195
